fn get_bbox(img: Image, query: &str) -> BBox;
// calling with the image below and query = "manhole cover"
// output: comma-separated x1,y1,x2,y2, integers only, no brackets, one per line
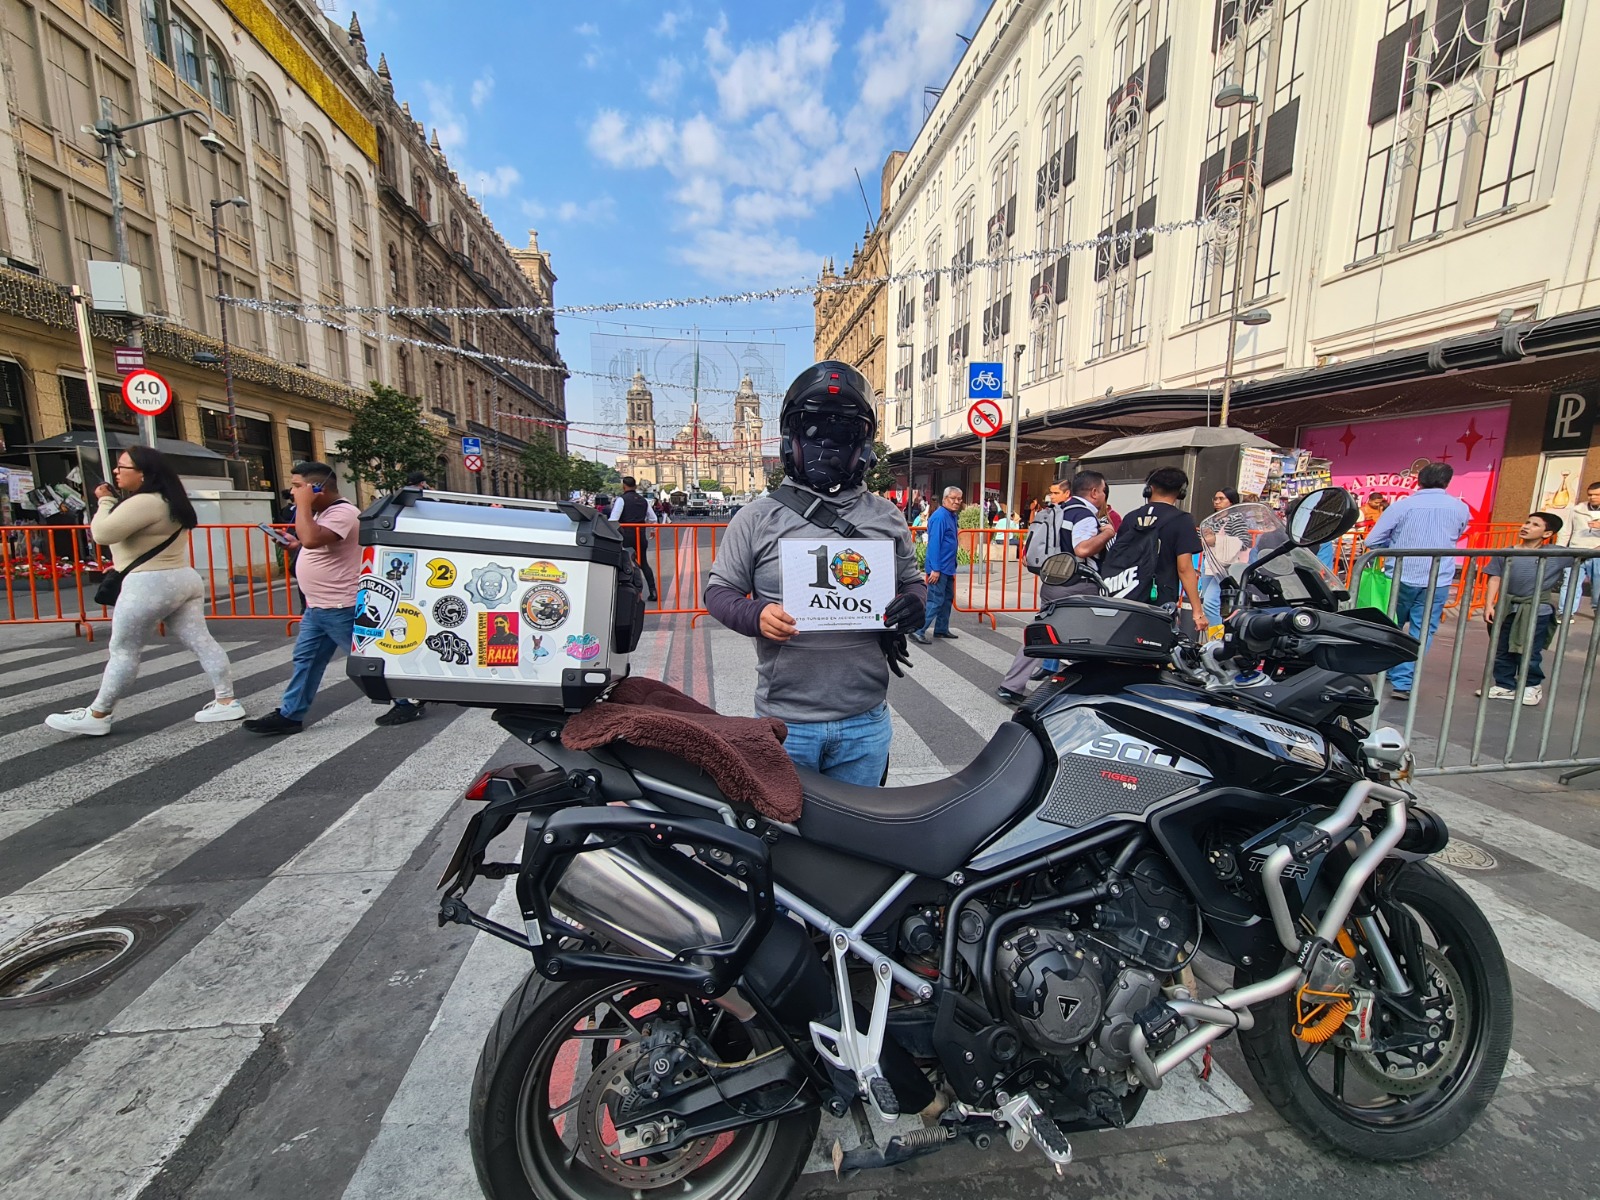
0,927,135,1000
0,906,193,1009
1435,840,1498,870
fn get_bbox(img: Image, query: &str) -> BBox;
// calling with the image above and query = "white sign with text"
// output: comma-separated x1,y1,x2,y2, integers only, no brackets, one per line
779,537,896,631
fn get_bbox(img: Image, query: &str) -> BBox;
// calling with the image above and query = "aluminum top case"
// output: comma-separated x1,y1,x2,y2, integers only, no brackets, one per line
346,489,646,712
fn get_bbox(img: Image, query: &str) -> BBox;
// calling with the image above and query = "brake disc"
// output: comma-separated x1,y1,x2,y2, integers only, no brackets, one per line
575,1042,717,1187
1345,943,1472,1096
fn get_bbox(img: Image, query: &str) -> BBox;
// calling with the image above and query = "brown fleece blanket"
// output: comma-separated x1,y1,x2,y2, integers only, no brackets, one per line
561,676,802,822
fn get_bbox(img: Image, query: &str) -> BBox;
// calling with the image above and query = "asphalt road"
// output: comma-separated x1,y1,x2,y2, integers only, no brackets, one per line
0,604,1596,1200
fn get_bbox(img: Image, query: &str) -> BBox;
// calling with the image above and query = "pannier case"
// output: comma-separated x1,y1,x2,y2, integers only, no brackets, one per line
347,489,645,711
1023,595,1177,663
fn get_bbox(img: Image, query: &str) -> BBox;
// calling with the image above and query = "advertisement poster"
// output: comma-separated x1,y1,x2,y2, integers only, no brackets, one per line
1533,453,1587,512
779,537,895,631
1237,447,1274,498
1299,406,1508,524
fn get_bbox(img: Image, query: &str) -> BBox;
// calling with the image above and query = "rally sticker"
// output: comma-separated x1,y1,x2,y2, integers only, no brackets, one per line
521,584,571,631
382,550,417,599
518,560,568,584
378,602,426,654
432,595,467,628
465,563,517,607
478,611,520,666
426,630,472,664
353,576,401,650
564,632,601,660
425,557,457,588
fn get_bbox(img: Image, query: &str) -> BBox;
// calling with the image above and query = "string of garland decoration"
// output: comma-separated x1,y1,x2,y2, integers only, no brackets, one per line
492,408,784,445
224,217,1216,320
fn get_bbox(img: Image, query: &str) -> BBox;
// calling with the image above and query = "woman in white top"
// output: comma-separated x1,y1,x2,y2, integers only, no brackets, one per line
1199,488,1242,625
45,446,243,736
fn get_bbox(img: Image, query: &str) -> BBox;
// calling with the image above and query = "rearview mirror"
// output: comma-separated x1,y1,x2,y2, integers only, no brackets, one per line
1038,553,1078,587
1286,487,1359,547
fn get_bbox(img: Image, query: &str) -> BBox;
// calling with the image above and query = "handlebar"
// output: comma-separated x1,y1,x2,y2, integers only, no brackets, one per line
1237,608,1320,645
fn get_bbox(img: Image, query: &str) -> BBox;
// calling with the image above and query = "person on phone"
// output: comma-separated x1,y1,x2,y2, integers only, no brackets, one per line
44,447,242,736
243,462,360,736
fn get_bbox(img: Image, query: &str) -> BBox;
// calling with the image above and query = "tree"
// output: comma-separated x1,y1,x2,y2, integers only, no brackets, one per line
766,464,786,492
567,456,609,495
865,440,895,494
698,477,722,492
519,431,570,497
333,383,440,494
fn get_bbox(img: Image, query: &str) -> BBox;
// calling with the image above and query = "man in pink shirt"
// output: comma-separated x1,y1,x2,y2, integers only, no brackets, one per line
244,462,362,736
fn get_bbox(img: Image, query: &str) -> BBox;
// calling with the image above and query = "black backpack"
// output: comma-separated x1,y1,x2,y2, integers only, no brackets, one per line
1099,505,1167,603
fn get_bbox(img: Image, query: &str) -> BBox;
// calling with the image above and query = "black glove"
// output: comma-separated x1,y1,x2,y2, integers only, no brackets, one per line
880,630,913,678
882,591,925,634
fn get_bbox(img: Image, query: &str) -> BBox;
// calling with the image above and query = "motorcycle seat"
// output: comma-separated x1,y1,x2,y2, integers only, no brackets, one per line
794,721,1046,878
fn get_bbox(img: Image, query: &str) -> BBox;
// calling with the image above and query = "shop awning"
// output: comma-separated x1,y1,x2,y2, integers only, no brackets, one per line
20,431,230,460
1079,426,1276,460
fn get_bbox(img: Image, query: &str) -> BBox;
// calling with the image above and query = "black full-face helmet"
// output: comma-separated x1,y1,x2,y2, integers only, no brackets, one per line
780,361,878,494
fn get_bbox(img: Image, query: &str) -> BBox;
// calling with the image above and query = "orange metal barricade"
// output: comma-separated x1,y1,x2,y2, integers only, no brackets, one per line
615,521,715,618
2,523,301,639
953,527,1038,627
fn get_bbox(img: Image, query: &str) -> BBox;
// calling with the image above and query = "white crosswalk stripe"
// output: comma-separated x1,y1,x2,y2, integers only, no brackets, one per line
2,611,1596,1199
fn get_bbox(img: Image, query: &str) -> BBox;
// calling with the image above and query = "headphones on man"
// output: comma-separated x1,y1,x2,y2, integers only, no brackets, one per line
1141,471,1188,502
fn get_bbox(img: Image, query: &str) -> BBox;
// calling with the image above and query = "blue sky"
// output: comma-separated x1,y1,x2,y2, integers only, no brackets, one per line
348,0,983,459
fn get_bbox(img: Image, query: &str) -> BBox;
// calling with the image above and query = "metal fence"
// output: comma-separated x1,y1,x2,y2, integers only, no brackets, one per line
1351,546,1599,783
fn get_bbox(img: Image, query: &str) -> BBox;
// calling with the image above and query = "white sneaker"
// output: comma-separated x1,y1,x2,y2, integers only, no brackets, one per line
196,699,246,723
1521,686,1543,707
1478,686,1517,700
44,707,111,736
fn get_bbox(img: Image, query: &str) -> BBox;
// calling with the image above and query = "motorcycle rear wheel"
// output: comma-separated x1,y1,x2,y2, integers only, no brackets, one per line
469,971,820,1200
1238,863,1512,1161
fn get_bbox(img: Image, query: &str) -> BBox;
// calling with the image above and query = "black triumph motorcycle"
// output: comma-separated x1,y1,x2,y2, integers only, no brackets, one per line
439,486,1511,1200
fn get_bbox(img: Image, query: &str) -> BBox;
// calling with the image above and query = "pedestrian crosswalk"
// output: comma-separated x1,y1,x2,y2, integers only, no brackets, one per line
0,618,1596,1199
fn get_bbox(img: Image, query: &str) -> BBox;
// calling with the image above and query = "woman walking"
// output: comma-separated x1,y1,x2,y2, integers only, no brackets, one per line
45,446,243,736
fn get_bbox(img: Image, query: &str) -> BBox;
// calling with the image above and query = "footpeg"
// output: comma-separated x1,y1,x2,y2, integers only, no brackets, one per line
867,1076,901,1119
1025,1109,1073,1171
991,1092,1073,1176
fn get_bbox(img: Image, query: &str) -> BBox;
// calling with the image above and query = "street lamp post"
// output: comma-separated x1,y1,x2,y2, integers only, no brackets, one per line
87,102,219,447
1003,343,1025,527
209,196,249,462
1214,84,1262,428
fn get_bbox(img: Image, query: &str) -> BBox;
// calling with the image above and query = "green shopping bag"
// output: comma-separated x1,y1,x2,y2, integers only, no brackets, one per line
1357,565,1393,613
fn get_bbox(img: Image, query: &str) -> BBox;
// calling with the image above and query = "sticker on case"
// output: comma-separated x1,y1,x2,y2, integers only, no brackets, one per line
382,550,417,598
432,594,467,628
378,602,426,654
426,630,472,664
530,634,550,661
478,611,520,666
353,576,401,650
425,557,457,588
563,632,601,661
520,584,570,631
518,560,568,584
465,563,517,607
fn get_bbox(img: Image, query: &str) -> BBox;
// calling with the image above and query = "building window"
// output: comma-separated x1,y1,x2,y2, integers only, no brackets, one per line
412,171,430,221
248,83,280,159
304,133,331,202
205,42,231,114
313,223,340,298
170,9,199,89
346,174,368,233
261,182,293,268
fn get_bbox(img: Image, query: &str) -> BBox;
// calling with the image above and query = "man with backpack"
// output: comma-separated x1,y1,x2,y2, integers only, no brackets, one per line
996,471,1113,703
1099,466,1206,634
609,477,659,602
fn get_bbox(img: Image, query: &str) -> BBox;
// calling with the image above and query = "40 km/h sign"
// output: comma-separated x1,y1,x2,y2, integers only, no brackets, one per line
120,369,172,418
967,398,1003,439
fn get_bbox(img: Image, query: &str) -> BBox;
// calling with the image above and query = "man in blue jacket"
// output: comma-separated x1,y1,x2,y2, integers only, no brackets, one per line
913,486,964,644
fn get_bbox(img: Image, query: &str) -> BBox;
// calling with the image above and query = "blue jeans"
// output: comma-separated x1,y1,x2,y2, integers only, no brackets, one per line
1387,582,1450,692
1559,557,1600,616
920,573,954,636
281,605,356,721
1494,610,1555,689
782,702,892,786
1200,575,1222,625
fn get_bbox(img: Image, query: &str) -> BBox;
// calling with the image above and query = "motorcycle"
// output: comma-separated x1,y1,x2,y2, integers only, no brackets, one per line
440,486,1512,1200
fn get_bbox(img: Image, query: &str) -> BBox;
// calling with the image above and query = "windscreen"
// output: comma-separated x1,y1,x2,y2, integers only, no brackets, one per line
1198,503,1345,604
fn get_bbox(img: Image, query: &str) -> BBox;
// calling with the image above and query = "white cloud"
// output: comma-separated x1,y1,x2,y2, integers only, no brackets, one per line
644,56,684,105
470,71,494,110
522,195,616,224
657,6,691,39
574,22,599,37
467,165,521,197
419,80,524,205
586,3,981,287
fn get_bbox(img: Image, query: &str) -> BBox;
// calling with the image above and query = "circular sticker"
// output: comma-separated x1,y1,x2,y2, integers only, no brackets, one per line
830,548,872,590
521,584,571,631
465,563,517,607
432,594,467,628
378,602,426,654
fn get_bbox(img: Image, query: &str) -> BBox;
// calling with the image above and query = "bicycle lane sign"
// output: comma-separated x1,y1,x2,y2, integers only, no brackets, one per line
968,361,1003,400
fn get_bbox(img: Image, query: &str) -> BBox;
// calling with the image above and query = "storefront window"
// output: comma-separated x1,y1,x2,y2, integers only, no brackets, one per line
199,407,277,494
61,374,179,440
0,361,31,457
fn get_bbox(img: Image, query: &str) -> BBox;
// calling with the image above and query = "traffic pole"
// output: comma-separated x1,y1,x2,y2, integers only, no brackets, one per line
71,286,114,486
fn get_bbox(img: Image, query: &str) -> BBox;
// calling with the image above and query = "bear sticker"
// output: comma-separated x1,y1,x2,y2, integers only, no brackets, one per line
426,630,472,665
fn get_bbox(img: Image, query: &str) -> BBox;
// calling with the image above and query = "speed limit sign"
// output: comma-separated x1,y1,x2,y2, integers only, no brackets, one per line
121,369,172,417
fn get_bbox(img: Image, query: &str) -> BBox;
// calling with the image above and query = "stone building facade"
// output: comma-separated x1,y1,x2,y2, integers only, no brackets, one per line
614,369,766,495
884,0,1600,522
0,0,562,503
812,149,903,434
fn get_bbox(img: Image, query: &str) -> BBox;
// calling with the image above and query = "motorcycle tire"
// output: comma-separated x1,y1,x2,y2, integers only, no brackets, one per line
1238,862,1513,1161
470,970,820,1200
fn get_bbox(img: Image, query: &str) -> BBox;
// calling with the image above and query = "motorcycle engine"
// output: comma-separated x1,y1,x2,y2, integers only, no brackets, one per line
992,855,1198,1066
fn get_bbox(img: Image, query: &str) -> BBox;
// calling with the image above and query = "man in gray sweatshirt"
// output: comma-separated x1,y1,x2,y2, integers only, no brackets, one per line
706,362,926,785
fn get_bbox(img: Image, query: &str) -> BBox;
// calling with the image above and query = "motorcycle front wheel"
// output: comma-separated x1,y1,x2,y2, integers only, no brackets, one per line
1238,862,1512,1160
470,972,820,1200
